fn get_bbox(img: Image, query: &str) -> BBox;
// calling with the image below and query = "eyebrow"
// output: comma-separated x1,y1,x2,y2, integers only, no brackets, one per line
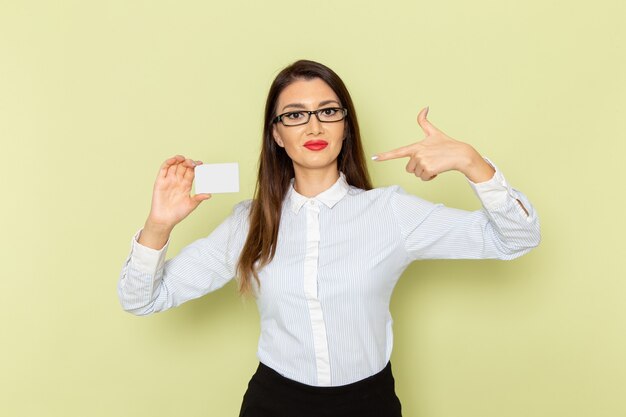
281,100,341,112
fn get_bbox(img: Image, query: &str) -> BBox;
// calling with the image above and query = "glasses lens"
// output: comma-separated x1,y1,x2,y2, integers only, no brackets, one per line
278,108,346,126
317,108,346,122
282,111,309,126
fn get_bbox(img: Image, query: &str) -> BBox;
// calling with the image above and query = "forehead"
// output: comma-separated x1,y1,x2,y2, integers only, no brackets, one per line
277,78,340,109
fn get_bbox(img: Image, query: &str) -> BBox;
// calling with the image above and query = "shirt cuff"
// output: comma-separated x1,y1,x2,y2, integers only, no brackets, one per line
130,228,170,275
466,158,512,210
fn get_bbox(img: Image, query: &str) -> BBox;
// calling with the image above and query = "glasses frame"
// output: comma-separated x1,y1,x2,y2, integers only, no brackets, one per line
273,107,348,127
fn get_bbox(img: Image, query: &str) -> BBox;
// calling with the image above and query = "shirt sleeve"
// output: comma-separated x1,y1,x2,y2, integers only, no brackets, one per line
391,160,540,261
117,201,251,315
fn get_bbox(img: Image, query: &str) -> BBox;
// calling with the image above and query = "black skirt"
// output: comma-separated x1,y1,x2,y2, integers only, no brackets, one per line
239,362,402,417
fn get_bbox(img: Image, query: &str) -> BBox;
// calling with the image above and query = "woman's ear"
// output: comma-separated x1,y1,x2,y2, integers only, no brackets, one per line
273,125,284,147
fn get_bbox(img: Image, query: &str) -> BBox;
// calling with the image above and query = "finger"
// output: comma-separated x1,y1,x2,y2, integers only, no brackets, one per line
193,193,212,203
417,107,438,136
166,162,180,179
183,163,195,183
418,162,440,180
405,157,418,174
183,158,198,182
159,155,185,178
419,168,433,180
189,193,212,211
170,154,185,165
372,144,416,161
175,161,187,180
404,155,424,178
167,154,185,163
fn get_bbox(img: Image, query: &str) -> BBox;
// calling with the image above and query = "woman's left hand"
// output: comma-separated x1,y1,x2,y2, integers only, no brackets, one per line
373,107,495,183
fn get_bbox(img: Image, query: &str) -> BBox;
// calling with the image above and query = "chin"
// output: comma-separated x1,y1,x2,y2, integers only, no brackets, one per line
294,157,338,171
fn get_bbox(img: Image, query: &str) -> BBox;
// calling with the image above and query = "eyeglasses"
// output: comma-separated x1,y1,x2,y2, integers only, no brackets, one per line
273,107,348,126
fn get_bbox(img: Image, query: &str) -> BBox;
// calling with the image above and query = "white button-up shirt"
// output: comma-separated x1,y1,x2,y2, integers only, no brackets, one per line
118,164,540,386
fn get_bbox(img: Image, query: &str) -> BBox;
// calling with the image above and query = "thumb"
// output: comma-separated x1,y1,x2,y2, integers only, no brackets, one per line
417,106,437,136
192,193,212,205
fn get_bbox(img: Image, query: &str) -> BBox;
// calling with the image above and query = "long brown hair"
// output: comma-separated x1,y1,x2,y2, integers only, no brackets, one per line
236,60,373,295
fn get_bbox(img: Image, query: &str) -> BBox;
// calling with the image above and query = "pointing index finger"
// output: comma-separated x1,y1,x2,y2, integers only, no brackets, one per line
372,144,415,161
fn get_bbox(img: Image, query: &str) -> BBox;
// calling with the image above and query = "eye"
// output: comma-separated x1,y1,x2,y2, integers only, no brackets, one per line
320,108,338,116
286,112,305,120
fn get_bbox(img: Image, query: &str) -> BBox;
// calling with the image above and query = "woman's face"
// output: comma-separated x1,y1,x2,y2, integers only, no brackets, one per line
272,77,345,175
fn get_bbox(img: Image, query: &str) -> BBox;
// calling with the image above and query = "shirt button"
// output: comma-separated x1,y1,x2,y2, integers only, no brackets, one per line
310,200,315,205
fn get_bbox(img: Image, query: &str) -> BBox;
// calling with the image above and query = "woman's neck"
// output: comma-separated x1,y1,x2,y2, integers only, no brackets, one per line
293,166,340,197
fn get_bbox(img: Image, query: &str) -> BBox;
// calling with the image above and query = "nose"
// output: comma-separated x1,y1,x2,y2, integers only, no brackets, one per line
305,113,324,135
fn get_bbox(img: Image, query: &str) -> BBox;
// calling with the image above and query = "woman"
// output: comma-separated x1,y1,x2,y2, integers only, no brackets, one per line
118,60,540,416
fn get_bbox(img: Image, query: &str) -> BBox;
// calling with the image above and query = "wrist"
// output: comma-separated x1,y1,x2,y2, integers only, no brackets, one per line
138,220,173,250
144,218,175,237
461,147,495,183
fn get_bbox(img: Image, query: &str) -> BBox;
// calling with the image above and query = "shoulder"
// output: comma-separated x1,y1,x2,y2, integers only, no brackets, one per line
233,199,253,213
227,199,253,228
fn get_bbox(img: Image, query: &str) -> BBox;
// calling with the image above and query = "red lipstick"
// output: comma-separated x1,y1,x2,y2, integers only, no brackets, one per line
303,140,328,151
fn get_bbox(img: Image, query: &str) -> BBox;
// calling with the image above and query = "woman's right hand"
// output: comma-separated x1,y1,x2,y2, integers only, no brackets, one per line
146,155,212,230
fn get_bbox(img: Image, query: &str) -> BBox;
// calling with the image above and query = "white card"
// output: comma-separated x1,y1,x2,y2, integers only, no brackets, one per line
194,163,239,194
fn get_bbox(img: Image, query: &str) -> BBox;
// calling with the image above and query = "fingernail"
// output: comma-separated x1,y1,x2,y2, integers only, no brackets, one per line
371,155,379,161
425,106,430,116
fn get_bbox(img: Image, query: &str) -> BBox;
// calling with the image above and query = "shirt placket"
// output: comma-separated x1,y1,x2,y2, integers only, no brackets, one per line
303,199,331,386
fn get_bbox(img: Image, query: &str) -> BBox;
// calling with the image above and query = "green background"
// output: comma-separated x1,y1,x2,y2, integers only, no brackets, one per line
1,1,624,416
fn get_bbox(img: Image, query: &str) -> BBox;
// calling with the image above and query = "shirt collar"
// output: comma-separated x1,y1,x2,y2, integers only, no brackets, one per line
288,172,350,214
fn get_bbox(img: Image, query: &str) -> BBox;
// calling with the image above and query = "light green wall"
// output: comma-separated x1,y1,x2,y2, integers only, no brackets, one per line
1,1,624,416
